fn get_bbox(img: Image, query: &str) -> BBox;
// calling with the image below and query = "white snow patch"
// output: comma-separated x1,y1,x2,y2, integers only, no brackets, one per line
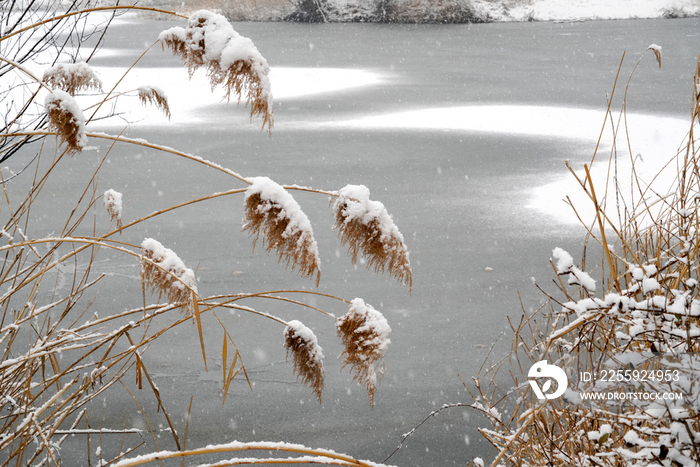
472,0,699,22
103,189,123,225
552,247,574,273
85,66,382,128
323,105,688,226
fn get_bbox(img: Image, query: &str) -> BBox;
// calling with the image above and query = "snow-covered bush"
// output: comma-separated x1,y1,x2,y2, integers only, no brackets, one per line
0,5,410,466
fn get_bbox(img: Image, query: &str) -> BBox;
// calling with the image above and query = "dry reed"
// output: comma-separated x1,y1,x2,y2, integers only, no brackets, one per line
283,320,325,403
0,5,410,465
43,62,102,96
137,85,171,119
243,177,321,286
103,188,124,228
462,51,700,467
159,10,273,132
44,90,87,154
333,185,412,289
140,238,198,316
336,298,391,406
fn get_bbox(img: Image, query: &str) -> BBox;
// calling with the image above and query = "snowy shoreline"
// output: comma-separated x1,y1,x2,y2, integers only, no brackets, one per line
471,0,700,23
130,0,700,23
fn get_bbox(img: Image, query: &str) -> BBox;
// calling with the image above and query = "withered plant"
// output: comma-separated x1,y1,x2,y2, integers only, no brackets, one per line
42,62,103,96
159,10,274,132
462,49,700,467
284,320,325,402
0,5,411,467
334,185,413,290
337,298,392,406
44,90,88,154
137,86,171,119
243,177,322,286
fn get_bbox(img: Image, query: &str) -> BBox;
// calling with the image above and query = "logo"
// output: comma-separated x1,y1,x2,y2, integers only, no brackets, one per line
528,360,568,400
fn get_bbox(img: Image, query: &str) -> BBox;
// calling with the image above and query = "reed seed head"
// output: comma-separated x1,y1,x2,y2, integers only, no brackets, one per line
283,320,324,403
333,185,412,289
647,44,662,69
43,62,102,96
140,238,198,316
243,177,321,286
44,90,87,155
336,298,391,406
159,10,273,133
137,86,171,119
103,189,123,229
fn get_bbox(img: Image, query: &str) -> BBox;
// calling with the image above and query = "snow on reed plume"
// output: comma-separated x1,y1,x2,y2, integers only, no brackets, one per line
43,62,102,96
333,185,412,289
647,44,662,68
140,238,198,316
283,320,325,402
137,86,171,119
44,90,87,154
103,189,123,229
336,298,391,406
243,177,321,285
158,10,273,132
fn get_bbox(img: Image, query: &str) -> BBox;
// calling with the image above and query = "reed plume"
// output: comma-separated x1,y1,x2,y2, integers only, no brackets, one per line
283,320,325,402
103,189,124,229
647,44,662,69
158,10,273,132
137,86,171,119
44,90,87,154
336,298,391,406
43,62,102,96
333,185,412,289
243,177,321,286
140,238,198,316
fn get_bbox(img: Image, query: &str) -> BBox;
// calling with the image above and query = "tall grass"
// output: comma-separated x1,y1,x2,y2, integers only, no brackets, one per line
462,50,700,466
0,5,411,466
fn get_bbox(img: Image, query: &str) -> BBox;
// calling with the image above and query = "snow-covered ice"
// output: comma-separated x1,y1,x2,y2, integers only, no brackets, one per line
472,0,699,22
323,105,689,226
85,66,383,127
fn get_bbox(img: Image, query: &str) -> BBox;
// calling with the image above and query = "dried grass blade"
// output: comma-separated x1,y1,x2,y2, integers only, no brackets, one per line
222,331,228,384
136,356,143,390
222,351,240,405
182,396,193,466
584,164,620,292
139,358,182,451
193,292,207,371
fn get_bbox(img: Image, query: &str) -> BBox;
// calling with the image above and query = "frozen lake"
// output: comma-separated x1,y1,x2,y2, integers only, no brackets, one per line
13,14,700,466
